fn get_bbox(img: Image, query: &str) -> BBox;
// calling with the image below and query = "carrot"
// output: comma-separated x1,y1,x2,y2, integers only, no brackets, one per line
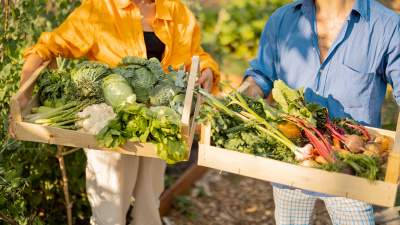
338,149,351,154
333,136,341,148
331,146,351,154
312,148,319,156
315,155,328,164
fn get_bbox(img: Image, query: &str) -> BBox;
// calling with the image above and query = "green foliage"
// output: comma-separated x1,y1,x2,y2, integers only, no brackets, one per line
172,196,199,220
192,0,292,60
96,101,188,164
0,0,89,223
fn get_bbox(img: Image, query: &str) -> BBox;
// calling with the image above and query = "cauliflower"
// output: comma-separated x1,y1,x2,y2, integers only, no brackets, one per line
75,103,116,135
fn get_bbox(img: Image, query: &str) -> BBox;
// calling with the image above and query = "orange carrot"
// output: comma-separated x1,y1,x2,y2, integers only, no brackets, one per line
315,155,328,164
333,136,341,148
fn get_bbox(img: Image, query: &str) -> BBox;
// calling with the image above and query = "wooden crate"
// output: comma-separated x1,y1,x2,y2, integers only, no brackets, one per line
198,83,400,207
10,56,202,159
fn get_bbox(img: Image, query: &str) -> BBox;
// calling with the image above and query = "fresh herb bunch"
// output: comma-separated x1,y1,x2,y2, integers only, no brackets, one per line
37,56,75,106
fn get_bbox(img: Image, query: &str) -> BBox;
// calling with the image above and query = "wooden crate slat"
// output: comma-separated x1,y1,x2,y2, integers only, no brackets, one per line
198,144,398,207
21,92,40,118
14,121,159,157
384,113,400,183
10,61,51,103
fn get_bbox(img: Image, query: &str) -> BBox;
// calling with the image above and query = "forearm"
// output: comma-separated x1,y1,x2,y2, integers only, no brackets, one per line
243,76,265,98
20,54,43,99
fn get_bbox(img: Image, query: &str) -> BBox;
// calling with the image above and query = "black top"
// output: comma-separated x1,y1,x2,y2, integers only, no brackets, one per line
143,32,165,62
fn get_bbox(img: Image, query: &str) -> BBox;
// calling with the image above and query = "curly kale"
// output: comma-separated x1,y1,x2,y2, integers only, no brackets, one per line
111,67,135,80
131,67,155,103
118,56,149,67
71,61,111,85
148,58,165,82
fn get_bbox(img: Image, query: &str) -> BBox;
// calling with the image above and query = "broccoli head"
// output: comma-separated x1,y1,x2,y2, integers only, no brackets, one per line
149,83,183,106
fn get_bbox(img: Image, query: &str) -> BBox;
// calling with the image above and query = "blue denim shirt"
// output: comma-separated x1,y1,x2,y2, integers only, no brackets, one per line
244,0,400,196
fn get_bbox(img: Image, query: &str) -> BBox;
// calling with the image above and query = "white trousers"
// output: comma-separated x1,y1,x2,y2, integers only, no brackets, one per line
85,149,167,225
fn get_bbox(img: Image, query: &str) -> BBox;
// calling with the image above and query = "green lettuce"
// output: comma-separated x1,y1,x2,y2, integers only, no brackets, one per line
102,74,135,109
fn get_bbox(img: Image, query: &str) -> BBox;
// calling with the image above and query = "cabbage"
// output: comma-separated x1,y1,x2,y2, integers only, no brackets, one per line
102,74,135,109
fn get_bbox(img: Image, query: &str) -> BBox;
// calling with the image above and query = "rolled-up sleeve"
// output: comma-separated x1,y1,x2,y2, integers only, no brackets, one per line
24,0,95,61
243,16,278,98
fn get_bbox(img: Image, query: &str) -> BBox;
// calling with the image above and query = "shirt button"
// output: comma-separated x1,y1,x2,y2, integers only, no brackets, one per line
313,47,315,51
316,91,320,95
319,69,323,73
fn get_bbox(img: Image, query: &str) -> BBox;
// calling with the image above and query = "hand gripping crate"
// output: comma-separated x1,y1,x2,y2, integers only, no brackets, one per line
10,56,201,159
198,82,400,207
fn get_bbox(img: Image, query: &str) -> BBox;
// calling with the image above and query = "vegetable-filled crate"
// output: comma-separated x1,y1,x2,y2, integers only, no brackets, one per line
197,81,400,207
10,56,201,163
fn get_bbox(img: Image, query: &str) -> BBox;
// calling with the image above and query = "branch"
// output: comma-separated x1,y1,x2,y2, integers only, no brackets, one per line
209,8,226,57
26,215,36,225
57,145,72,225
43,148,56,155
61,147,81,156
0,209,18,225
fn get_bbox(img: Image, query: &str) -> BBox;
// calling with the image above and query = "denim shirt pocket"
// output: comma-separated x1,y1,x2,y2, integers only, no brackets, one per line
333,60,375,109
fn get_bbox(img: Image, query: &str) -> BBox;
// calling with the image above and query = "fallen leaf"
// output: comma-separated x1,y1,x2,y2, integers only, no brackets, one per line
245,205,258,213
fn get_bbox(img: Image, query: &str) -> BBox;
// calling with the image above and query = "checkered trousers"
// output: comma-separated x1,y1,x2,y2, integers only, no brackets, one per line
273,186,375,225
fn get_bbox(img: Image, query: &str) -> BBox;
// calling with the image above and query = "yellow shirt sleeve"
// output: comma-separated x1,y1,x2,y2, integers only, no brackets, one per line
24,0,95,61
191,21,221,95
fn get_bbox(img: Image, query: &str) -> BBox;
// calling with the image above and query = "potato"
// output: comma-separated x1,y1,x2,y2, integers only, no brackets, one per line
363,141,382,161
374,135,390,152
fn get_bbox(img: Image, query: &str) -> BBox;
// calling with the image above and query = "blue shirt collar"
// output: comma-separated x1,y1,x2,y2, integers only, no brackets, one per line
292,0,369,21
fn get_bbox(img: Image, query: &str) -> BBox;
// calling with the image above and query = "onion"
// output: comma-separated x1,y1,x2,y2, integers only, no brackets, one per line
345,135,364,153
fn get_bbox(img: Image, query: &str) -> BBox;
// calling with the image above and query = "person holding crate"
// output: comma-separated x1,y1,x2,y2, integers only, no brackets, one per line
243,0,400,224
8,0,219,224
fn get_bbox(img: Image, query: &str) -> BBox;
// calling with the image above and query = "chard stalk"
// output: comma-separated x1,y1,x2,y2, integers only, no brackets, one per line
345,123,371,141
325,123,347,142
219,81,294,144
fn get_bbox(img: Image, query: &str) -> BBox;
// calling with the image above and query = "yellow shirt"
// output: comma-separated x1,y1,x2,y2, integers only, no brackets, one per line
24,0,220,93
